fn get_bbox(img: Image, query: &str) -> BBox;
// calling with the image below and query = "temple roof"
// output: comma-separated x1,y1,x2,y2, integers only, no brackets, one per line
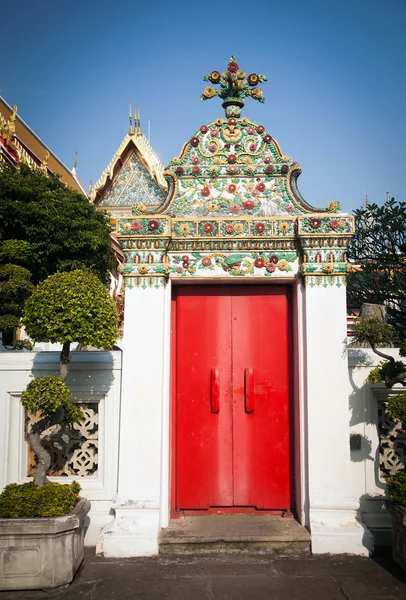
90,123,167,212
0,97,86,195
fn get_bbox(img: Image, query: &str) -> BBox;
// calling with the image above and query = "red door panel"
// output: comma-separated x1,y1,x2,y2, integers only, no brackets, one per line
174,285,291,511
232,286,291,509
176,286,233,509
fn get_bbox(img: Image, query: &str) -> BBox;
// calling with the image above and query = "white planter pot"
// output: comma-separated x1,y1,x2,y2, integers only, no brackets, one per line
0,497,90,590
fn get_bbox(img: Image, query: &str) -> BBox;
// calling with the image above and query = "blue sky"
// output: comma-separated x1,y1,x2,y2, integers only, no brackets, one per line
2,0,405,213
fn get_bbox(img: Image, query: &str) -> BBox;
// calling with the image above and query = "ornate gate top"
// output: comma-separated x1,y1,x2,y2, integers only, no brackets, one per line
102,56,355,289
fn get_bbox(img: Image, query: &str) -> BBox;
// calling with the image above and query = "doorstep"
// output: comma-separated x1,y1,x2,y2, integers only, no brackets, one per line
159,514,311,557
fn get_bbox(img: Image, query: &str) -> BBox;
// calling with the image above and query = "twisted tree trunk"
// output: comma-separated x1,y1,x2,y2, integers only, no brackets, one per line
26,407,64,487
60,341,71,381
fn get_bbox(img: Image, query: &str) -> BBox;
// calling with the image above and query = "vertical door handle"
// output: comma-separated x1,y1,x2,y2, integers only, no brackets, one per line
211,369,220,413
245,368,254,413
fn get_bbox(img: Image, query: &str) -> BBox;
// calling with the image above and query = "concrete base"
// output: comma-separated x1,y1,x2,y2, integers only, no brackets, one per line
0,498,90,591
310,508,374,556
96,504,160,557
159,515,311,557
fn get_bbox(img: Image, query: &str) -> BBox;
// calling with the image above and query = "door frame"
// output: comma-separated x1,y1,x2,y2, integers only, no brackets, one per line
169,279,302,517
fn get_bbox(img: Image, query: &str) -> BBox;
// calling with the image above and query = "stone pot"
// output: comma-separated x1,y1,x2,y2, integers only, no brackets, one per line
386,501,406,571
0,497,90,590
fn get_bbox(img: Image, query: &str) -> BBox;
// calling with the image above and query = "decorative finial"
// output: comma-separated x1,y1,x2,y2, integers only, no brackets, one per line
136,106,142,135
72,150,78,175
3,104,17,143
41,150,50,174
201,56,268,118
129,103,134,135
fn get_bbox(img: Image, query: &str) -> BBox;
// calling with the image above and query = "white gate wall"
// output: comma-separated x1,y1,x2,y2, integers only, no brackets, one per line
0,350,122,546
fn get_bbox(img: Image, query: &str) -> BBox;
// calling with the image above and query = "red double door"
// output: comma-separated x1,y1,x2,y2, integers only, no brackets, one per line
174,285,291,511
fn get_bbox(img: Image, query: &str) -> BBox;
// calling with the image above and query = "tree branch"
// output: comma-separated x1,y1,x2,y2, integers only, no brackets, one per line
26,407,65,487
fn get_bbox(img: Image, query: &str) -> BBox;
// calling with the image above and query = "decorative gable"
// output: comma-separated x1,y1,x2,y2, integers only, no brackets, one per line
98,150,166,210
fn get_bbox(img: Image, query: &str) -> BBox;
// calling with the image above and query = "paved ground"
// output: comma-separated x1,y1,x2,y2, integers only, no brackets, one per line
1,548,406,599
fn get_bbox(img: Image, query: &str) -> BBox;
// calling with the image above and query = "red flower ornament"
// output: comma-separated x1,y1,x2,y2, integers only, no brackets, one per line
200,125,208,133
148,219,159,231
192,166,200,175
175,166,184,176
264,135,272,143
228,61,239,73
210,128,219,137
228,154,237,164
255,222,265,233
249,143,257,152
330,219,340,230
225,224,235,234
243,200,255,210
230,204,242,214
266,262,276,273
247,126,255,135
228,118,237,126
191,137,199,147
228,165,238,174
310,218,321,229
202,256,212,267
281,164,289,174
266,164,275,174
257,125,265,134
192,156,200,165
203,223,214,233
227,183,237,193
182,255,189,263
269,255,279,264
264,156,272,164
209,143,217,153
131,221,141,231
201,187,211,197
256,182,266,192
254,257,265,268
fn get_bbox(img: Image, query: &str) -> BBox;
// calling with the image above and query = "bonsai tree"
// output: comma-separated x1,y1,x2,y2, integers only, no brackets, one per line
353,315,406,506
20,269,118,487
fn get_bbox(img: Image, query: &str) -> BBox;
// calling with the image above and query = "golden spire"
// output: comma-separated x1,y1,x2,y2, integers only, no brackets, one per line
129,103,134,135
136,106,142,135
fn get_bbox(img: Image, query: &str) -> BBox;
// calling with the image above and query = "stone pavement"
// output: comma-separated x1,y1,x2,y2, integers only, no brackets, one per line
1,548,406,599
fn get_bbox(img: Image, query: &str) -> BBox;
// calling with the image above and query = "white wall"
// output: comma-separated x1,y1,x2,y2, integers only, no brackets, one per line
0,350,122,546
348,347,402,545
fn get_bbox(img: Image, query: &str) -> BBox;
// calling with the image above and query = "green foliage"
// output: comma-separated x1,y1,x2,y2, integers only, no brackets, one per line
0,263,33,343
0,164,113,284
23,270,118,348
0,481,81,518
353,317,394,348
387,394,406,424
366,360,406,384
0,239,36,268
347,198,406,341
0,263,32,281
386,472,406,507
21,376,83,424
0,314,20,332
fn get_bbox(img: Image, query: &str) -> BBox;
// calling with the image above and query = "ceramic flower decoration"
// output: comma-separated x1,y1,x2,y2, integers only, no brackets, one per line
201,56,268,117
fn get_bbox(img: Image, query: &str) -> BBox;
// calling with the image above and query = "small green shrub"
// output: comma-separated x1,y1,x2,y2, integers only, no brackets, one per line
387,394,406,424
21,376,83,425
387,472,406,507
0,481,81,518
366,360,406,384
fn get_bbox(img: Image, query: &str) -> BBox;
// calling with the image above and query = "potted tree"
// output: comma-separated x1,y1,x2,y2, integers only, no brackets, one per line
353,315,406,571
0,270,118,590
